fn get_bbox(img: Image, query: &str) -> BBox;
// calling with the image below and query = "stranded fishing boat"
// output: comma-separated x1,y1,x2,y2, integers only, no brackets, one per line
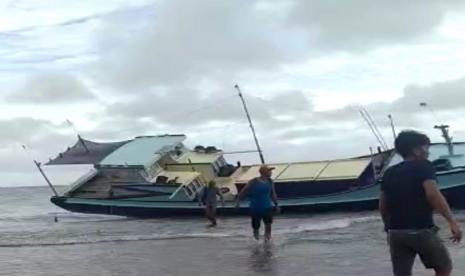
42,129,465,218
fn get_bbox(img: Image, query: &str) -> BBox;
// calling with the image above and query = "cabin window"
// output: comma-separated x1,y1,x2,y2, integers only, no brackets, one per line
183,186,193,197
188,183,195,193
147,163,162,177
193,180,202,189
212,161,220,173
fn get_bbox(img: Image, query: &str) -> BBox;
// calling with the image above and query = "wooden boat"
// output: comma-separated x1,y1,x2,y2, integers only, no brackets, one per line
50,163,465,217
43,133,465,217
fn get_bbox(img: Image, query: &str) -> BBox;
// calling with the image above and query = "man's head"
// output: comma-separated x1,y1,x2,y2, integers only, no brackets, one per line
259,164,275,178
395,130,431,160
208,180,216,188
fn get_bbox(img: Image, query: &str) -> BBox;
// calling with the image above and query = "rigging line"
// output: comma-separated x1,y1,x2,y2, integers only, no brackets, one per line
359,110,386,151
364,109,388,150
184,121,248,133
360,107,388,150
162,94,238,122
357,105,388,150
364,110,388,151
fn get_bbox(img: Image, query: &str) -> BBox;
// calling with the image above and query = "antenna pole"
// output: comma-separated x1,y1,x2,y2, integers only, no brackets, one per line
420,103,454,155
434,125,454,156
234,84,265,164
387,114,397,144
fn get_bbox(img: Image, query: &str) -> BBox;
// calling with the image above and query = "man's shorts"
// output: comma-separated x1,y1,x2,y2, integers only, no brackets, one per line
388,227,452,275
250,209,273,230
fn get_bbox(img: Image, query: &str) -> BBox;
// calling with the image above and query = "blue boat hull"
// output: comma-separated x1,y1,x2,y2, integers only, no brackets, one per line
50,195,380,218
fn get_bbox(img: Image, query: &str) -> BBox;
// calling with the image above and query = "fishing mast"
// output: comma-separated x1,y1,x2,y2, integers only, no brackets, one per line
387,114,397,143
234,84,265,164
419,102,455,156
435,124,454,156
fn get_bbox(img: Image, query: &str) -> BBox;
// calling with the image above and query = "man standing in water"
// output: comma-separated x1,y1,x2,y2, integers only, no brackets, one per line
235,165,279,241
380,130,462,276
200,180,224,227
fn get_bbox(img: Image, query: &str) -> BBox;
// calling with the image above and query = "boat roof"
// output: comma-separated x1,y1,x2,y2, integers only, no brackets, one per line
46,138,131,165
46,134,186,166
235,158,371,183
99,135,186,167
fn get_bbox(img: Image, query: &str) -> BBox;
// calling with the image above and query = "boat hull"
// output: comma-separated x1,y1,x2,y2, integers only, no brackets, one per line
50,195,379,218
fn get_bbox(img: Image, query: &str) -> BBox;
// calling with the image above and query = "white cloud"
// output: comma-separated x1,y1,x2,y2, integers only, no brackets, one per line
288,0,465,51
0,117,66,148
93,0,306,90
7,74,95,103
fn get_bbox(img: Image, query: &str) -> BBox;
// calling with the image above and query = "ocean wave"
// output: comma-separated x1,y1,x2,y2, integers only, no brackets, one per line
0,215,380,248
0,211,125,223
275,215,380,235
0,232,239,248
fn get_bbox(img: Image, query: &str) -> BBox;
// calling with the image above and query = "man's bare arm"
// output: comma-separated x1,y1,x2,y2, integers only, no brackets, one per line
271,181,279,207
217,188,225,205
379,191,389,231
235,181,252,205
423,179,462,242
423,180,455,223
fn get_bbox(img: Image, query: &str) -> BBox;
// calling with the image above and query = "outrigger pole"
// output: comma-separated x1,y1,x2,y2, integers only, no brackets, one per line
234,84,265,164
358,106,388,151
22,145,59,197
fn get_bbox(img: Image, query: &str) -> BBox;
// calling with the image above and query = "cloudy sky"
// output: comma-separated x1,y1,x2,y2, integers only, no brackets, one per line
2,0,465,187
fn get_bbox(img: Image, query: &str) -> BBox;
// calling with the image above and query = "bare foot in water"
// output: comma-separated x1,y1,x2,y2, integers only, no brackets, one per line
253,230,260,240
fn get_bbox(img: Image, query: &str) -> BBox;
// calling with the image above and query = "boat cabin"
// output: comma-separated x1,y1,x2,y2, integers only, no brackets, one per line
45,134,235,200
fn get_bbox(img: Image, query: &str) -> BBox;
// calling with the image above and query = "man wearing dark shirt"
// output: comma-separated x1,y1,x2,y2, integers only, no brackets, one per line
200,180,224,227
380,130,462,276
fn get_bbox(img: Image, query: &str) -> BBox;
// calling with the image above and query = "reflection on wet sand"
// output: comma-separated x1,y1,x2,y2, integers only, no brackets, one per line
248,242,278,274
